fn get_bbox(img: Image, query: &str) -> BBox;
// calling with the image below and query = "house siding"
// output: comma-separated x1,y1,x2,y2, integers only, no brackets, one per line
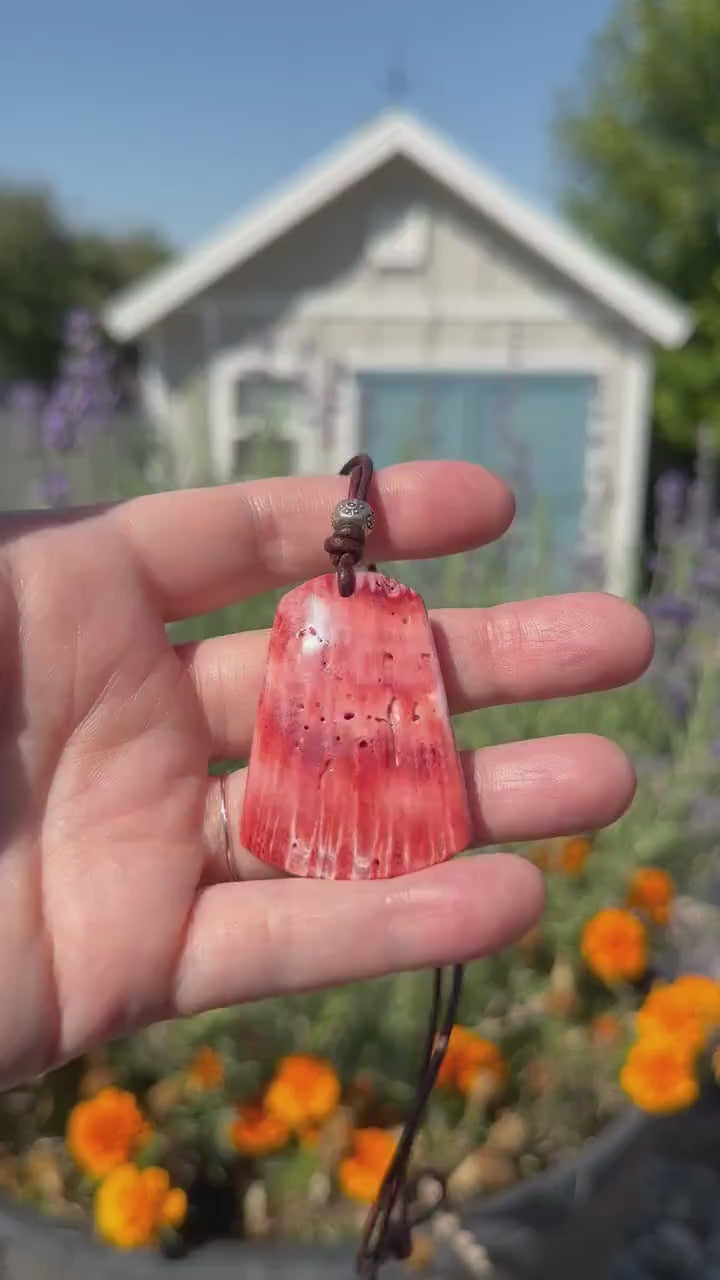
143,157,649,588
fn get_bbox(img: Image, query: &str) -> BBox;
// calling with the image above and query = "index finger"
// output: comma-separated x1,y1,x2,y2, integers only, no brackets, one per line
114,461,514,620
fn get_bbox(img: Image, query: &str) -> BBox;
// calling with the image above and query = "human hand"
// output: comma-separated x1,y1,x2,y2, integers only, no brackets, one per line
0,462,652,1087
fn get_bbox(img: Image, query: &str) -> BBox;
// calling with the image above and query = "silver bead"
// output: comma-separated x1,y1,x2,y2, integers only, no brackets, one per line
331,497,374,531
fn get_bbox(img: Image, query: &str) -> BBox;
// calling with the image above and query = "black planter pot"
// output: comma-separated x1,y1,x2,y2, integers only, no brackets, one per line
0,1097,710,1280
0,1088,719,1280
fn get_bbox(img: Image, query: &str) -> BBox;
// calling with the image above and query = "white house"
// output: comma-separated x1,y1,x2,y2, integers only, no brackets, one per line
103,109,692,595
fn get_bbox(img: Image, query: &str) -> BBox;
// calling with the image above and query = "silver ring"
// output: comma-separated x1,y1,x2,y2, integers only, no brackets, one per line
219,772,240,882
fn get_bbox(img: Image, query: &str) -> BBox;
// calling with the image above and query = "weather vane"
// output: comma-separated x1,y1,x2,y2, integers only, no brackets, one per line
383,59,409,107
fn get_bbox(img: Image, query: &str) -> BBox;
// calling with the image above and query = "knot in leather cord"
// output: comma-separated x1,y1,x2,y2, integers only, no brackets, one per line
324,454,375,596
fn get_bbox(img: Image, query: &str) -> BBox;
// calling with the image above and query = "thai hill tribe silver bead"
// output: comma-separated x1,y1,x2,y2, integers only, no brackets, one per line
331,497,375,532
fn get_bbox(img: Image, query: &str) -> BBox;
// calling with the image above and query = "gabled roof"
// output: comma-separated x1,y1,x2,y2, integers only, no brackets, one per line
103,110,693,348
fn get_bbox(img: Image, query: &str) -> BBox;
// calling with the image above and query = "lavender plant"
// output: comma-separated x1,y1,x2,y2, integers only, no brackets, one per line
1,308,121,510
0,420,719,1258
42,307,117,454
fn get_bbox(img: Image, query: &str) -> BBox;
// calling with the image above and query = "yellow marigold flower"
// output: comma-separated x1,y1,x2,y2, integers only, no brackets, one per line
436,1027,508,1096
626,868,675,926
620,1037,699,1114
264,1055,341,1130
581,908,648,985
636,977,720,1051
66,1088,150,1179
187,1046,224,1091
229,1104,290,1156
559,836,591,876
94,1164,187,1249
339,1128,397,1204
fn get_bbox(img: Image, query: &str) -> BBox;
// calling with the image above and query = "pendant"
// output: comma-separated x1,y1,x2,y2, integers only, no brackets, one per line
239,455,471,1276
240,569,471,878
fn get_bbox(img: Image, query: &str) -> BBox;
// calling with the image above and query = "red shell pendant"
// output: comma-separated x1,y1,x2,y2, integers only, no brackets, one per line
240,569,471,879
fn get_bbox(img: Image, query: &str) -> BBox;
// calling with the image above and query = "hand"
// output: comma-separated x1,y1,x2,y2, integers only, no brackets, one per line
0,462,652,1088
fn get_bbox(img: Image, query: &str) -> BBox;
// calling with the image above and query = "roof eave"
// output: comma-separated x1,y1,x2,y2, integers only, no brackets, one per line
103,111,694,351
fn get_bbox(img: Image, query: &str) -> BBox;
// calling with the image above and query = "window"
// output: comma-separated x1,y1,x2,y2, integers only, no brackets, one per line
367,203,430,272
230,372,301,480
234,375,297,428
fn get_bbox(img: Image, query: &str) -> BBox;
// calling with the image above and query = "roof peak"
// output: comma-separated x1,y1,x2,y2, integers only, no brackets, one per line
104,110,692,349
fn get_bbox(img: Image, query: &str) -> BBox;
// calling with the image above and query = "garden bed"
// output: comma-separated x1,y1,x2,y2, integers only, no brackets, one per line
0,1088,719,1280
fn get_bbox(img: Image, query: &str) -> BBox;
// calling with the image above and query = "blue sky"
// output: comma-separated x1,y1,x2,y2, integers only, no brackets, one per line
1,0,616,249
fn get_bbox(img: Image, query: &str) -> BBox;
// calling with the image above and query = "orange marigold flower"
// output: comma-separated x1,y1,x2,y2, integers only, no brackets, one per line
590,1013,622,1047
187,1046,224,1091
559,836,591,876
229,1104,290,1156
672,975,720,1024
339,1128,397,1204
626,868,675,926
581,908,648,985
437,1027,508,1096
620,1037,699,1114
66,1088,150,1179
637,976,720,1051
264,1055,341,1130
94,1164,187,1249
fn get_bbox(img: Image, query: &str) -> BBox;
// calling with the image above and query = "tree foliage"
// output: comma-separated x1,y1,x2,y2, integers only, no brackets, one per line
555,0,720,447
0,183,170,387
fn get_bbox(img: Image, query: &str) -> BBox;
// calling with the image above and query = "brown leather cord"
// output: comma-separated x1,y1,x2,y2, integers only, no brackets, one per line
356,965,463,1278
324,455,464,1275
324,454,377,595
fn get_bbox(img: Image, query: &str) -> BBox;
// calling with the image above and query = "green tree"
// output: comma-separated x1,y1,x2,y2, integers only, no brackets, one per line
0,184,170,387
0,187,75,385
555,0,720,447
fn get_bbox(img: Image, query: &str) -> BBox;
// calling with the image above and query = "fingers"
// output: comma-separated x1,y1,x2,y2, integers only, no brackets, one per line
182,593,653,761
203,733,635,884
173,854,545,1017
462,733,635,843
114,461,513,620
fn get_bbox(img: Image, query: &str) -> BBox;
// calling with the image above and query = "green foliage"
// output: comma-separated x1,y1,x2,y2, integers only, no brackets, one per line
1,422,716,1241
0,183,170,385
554,0,720,446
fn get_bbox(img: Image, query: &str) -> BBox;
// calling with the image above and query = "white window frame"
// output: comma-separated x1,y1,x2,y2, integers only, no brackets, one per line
207,346,322,480
205,332,651,599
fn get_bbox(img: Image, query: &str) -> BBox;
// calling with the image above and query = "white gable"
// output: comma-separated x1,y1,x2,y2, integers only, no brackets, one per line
103,110,692,350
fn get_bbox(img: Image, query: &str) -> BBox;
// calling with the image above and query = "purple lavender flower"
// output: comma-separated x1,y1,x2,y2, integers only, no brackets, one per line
43,309,117,452
63,307,94,345
6,382,45,418
654,469,687,523
645,552,668,577
691,564,720,593
41,403,73,452
35,471,69,509
664,677,692,722
644,595,696,627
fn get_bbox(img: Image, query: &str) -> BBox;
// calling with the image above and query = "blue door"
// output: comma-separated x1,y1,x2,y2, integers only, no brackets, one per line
359,371,594,576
